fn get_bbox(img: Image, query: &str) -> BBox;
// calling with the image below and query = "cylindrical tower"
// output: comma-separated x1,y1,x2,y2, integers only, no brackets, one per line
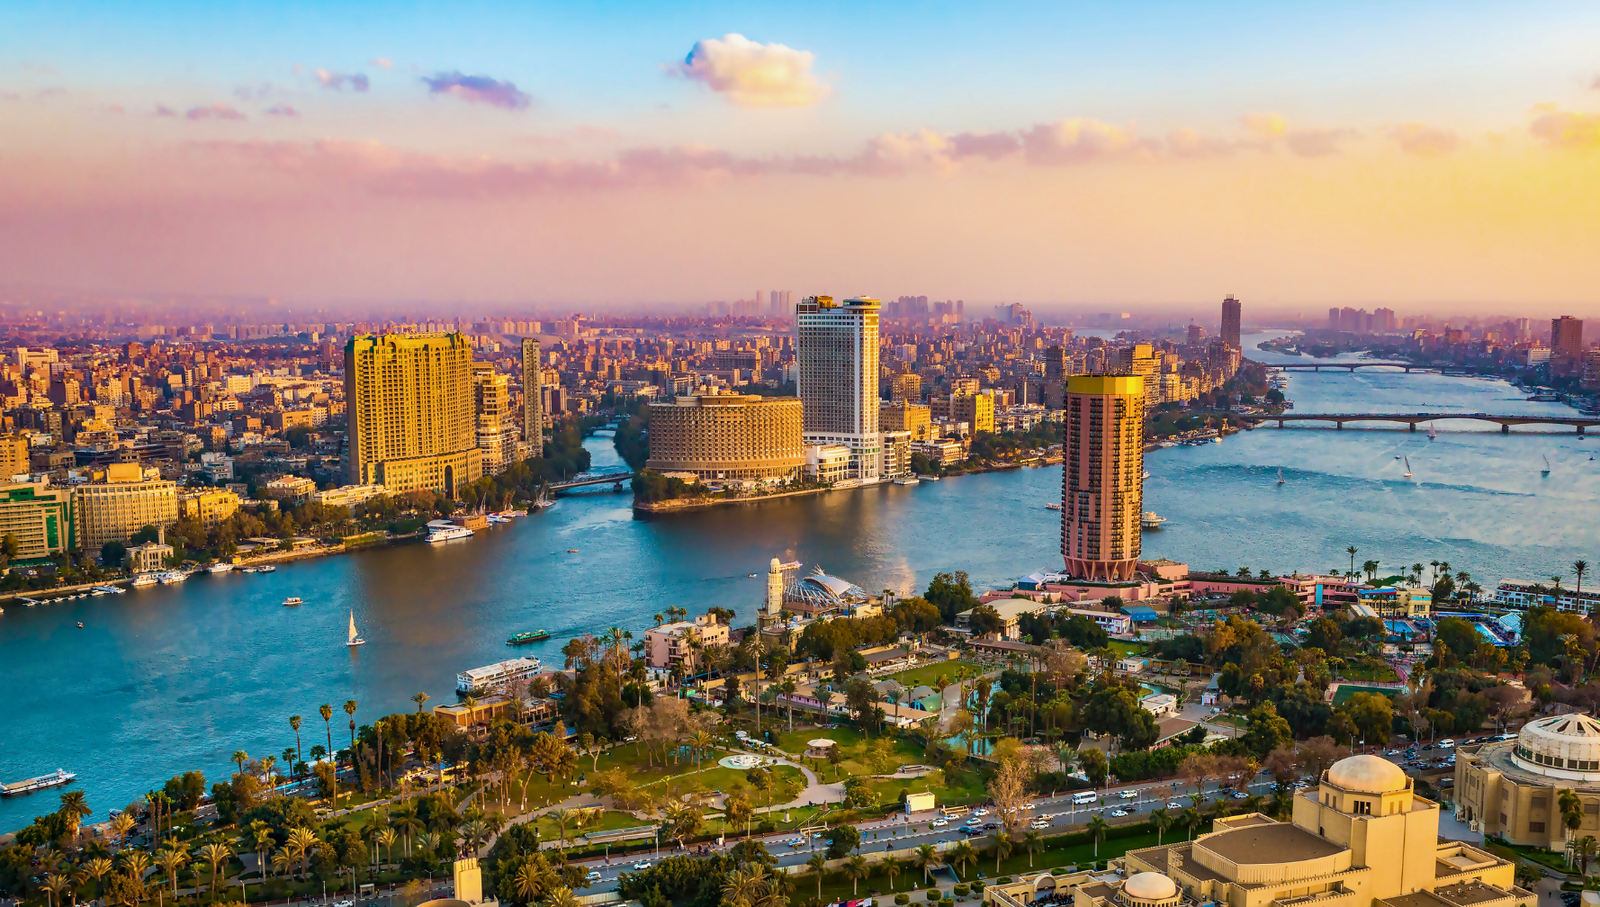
1061,375,1145,581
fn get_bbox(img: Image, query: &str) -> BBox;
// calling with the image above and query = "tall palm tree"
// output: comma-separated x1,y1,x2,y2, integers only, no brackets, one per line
689,730,715,774
412,692,431,713
319,703,337,806
1181,807,1201,840
948,840,977,879
1152,807,1172,845
914,843,942,884
290,715,304,772
1576,561,1590,596
109,813,137,852
247,823,274,895
121,850,152,902
991,832,1011,875
1577,835,1599,877
806,854,827,898
155,849,187,896
59,790,92,839
343,700,359,756
843,855,869,896
880,856,905,892
544,886,580,907
513,862,546,904
195,842,234,901
1346,546,1357,578
287,826,319,879
375,828,398,871
81,857,114,900
1086,815,1109,858
1022,831,1043,868
232,751,249,776
40,872,68,907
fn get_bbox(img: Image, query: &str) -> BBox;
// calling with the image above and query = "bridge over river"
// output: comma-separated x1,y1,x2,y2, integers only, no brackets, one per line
1237,412,1600,433
548,470,635,494
1248,358,1481,375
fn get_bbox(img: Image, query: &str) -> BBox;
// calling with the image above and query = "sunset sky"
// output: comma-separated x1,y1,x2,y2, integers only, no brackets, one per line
4,1,1600,312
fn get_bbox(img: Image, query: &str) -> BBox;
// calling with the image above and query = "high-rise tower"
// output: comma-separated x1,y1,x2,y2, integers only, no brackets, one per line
796,295,881,481
345,333,481,495
1552,316,1584,356
1061,375,1145,581
1221,295,1242,350
522,338,542,453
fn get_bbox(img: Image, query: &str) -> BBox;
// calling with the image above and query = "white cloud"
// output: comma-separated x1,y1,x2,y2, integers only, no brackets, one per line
673,34,827,107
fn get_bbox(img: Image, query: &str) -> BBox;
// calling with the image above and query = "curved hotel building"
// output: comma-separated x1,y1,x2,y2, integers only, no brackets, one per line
1060,374,1145,581
1455,712,1600,848
646,391,804,482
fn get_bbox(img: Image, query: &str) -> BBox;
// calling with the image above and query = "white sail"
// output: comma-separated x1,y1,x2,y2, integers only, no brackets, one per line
348,611,359,643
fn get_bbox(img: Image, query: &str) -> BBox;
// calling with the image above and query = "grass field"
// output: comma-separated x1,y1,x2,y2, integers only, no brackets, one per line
1332,684,1400,706
1340,662,1401,683
884,661,985,690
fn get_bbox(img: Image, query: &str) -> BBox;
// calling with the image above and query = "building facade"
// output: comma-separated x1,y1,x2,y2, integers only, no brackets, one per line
0,479,74,560
1552,316,1584,357
472,363,515,475
644,614,730,671
1221,295,1242,349
1061,375,1145,581
645,391,804,482
1455,713,1600,848
796,295,881,481
522,338,542,450
179,488,241,527
880,401,932,441
345,333,482,495
75,463,179,551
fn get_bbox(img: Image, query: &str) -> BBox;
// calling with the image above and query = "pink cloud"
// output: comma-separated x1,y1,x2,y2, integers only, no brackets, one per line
186,103,245,121
265,105,299,117
422,72,530,110
315,69,369,92
1388,124,1461,157
1529,108,1600,149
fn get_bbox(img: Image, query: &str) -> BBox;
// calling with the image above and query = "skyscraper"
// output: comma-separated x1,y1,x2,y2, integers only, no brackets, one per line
522,338,542,452
796,295,881,481
345,333,482,495
1221,295,1241,349
472,363,513,475
1060,375,1145,581
1552,316,1584,356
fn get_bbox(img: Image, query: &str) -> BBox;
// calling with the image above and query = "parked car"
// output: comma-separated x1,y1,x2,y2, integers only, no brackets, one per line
971,808,990,817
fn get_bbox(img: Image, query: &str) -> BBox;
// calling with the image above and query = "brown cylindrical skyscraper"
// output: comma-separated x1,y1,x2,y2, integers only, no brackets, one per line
1221,295,1242,350
1060,375,1145,581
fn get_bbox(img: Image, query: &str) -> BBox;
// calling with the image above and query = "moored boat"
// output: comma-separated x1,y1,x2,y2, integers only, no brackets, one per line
206,562,234,574
1,768,76,797
131,573,160,587
506,630,551,645
1140,511,1167,530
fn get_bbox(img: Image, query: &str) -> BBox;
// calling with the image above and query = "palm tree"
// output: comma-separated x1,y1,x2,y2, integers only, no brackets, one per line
1561,789,1584,845
196,842,234,901
110,813,137,852
1181,807,1201,840
40,872,68,907
1086,815,1109,858
287,826,319,878
319,703,336,803
81,857,115,900
1152,807,1172,845
121,851,152,896
544,886,580,907
59,790,92,839
289,715,304,773
246,823,273,893
991,831,1012,874
1346,546,1358,578
949,840,977,879
1022,831,1043,868
514,861,546,904
155,849,187,896
880,856,905,892
412,692,431,713
271,849,294,883
914,842,941,883
1578,835,1599,877
232,750,249,776
689,730,715,773
375,828,398,871
843,855,869,896
344,700,359,769
392,804,423,856
1577,561,1590,596
806,854,827,898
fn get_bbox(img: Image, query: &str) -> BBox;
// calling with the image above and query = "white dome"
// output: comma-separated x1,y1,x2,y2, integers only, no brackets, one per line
1326,754,1407,794
1122,872,1178,902
1514,714,1600,779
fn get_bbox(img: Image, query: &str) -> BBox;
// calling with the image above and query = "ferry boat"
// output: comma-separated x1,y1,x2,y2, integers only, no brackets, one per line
131,573,160,587
282,597,303,607
892,476,920,486
506,630,551,646
499,509,529,518
425,520,474,543
1044,502,1062,511
1140,511,1168,530
258,565,276,573
158,571,188,585
457,656,542,693
206,562,234,574
1,768,76,797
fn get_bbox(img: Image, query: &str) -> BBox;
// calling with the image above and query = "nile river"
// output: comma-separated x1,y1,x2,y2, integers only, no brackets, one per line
2,331,1596,829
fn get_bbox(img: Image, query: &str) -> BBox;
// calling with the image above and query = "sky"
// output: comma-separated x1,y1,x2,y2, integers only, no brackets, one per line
3,0,1600,313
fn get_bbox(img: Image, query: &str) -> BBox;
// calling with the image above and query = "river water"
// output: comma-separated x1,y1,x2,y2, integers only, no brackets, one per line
2,331,1596,830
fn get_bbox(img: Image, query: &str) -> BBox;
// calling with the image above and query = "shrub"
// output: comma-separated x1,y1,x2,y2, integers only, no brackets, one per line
927,890,942,901
941,900,954,907
972,882,985,893
952,885,969,898
896,896,911,906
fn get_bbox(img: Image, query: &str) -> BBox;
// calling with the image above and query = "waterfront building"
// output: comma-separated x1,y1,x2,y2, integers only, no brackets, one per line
124,539,173,573
803,443,851,484
645,613,729,671
345,333,482,495
880,430,912,478
0,479,74,560
645,390,803,482
263,475,317,502
311,484,389,509
1079,755,1529,907
949,391,995,434
955,596,1049,639
472,363,515,475
1456,714,1600,848
75,463,179,551
1493,579,1600,614
455,656,542,694
1061,375,1144,581
521,338,542,448
178,488,240,527
796,295,881,481
880,401,933,441
781,566,873,616
1221,295,1242,349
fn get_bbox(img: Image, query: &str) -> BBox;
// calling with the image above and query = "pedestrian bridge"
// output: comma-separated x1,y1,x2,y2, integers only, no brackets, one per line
1236,412,1600,433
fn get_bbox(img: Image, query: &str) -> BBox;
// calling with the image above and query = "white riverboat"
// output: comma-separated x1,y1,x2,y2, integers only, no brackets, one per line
2,768,76,797
457,656,542,693
131,573,160,587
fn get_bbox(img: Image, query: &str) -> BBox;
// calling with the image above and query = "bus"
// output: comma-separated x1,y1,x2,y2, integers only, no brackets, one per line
1072,791,1099,805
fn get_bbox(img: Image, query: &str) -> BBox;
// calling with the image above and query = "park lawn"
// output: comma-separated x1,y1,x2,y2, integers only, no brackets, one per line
1108,641,1146,657
657,763,806,797
884,661,985,690
1332,684,1400,706
777,728,928,781
1340,662,1400,683
537,809,648,842
865,765,988,810
1483,838,1573,876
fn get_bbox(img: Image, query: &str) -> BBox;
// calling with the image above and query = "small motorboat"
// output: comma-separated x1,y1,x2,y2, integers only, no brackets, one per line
76,621,84,629
567,549,579,553
283,597,303,607
1045,502,1062,511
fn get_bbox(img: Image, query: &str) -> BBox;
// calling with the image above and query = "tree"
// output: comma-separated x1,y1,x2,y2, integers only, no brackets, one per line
58,789,92,839
319,703,336,804
1152,807,1172,845
156,849,187,896
843,855,869,895
1079,746,1109,787
914,842,941,883
1086,815,1109,858
1305,618,1344,656
1340,692,1395,746
824,824,861,859
806,854,827,898
196,841,234,899
1562,789,1584,844
1577,835,1599,876
413,692,431,713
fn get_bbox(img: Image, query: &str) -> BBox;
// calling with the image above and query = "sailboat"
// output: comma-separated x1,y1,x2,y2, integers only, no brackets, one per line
346,611,365,647
1402,457,1412,478
1542,455,1551,477
1428,423,1437,440
1277,467,1285,486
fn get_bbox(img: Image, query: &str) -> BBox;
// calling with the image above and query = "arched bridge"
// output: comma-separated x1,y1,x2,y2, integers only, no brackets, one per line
1248,359,1480,375
549,471,635,494
1236,412,1600,434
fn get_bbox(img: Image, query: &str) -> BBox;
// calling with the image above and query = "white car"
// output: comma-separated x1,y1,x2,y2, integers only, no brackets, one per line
971,808,990,817
633,861,652,871
1030,820,1050,829
1111,809,1130,817
931,818,949,828
1166,801,1183,809
1022,802,1036,810
586,871,603,882
1118,790,1138,799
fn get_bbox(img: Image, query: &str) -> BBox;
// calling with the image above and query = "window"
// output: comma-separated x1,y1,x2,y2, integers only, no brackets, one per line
1530,822,1546,833
1352,799,1372,815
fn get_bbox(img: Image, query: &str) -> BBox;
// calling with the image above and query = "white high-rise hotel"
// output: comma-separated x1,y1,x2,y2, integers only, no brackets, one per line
796,295,881,482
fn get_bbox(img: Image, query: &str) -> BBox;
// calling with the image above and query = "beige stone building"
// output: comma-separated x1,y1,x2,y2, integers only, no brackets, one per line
472,363,515,475
76,463,179,551
1061,375,1145,581
645,614,730,671
345,333,482,495
880,401,933,441
646,391,803,482
1042,756,1528,907
1455,713,1600,848
950,391,995,434
179,488,241,526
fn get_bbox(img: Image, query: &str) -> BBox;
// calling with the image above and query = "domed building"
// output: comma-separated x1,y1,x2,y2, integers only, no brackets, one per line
1455,713,1600,848
1047,754,1529,907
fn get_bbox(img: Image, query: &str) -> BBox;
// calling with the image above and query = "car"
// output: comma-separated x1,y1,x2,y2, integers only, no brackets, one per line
1166,801,1183,809
931,818,949,828
586,871,603,882
1228,791,1248,800
1110,809,1130,817
790,838,807,848
1022,802,1036,810
1119,790,1138,799
961,826,984,836
971,808,990,817
1030,820,1050,829
633,861,652,871
983,822,1000,830
1386,749,1400,756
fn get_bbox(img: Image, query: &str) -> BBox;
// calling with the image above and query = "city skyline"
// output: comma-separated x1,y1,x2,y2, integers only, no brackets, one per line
4,2,1600,309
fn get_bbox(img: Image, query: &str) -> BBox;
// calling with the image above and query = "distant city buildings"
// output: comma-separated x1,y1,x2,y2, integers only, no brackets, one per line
1220,295,1241,349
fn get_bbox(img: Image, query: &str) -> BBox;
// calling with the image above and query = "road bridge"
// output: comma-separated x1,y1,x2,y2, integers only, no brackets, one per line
1248,359,1485,375
549,471,635,494
1236,412,1600,434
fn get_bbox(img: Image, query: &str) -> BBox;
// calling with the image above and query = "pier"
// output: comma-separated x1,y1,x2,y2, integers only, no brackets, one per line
1236,412,1600,434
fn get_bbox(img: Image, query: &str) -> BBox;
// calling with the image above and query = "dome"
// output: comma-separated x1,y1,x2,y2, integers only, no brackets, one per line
1122,873,1178,902
1514,714,1600,779
1326,754,1408,793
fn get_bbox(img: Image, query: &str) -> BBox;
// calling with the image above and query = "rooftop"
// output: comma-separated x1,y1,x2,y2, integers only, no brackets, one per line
1199,823,1346,865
